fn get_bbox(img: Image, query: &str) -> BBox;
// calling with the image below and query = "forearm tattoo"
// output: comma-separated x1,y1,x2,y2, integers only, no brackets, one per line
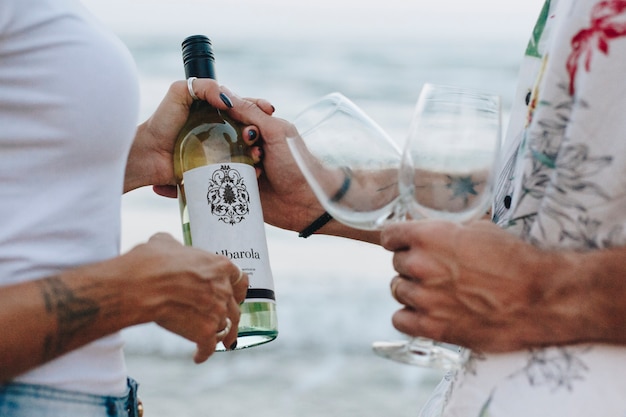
39,277,100,361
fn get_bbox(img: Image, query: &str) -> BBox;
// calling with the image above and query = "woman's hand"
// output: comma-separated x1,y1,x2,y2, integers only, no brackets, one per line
124,79,272,197
222,95,318,231
221,92,380,243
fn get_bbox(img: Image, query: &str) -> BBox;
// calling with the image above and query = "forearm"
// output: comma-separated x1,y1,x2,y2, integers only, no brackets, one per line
312,216,381,244
0,257,147,382
527,245,626,348
476,244,626,351
260,171,391,245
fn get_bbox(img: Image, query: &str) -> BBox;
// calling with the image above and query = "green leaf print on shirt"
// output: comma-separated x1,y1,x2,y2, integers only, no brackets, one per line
526,0,552,58
478,392,493,417
518,87,614,246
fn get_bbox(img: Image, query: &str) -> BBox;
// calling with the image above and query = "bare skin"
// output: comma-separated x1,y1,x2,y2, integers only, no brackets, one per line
220,94,626,353
0,233,247,381
143,80,274,198
381,220,626,353
0,79,262,383
222,91,381,243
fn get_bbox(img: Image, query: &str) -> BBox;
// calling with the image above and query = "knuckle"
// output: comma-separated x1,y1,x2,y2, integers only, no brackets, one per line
170,80,187,95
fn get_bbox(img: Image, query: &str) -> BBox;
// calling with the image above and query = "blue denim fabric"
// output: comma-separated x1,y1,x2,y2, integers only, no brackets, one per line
0,378,140,417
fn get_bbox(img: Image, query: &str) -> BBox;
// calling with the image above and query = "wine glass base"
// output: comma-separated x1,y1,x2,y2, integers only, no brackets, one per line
372,340,466,371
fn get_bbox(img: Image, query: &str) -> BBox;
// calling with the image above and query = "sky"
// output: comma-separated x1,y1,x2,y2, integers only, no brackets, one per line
82,0,546,43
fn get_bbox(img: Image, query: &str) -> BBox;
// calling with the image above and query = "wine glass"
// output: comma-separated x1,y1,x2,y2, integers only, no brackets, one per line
287,92,404,230
287,86,501,370
371,83,502,369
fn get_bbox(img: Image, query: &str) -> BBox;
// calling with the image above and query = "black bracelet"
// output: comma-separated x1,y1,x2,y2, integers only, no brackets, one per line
298,212,333,238
298,167,352,238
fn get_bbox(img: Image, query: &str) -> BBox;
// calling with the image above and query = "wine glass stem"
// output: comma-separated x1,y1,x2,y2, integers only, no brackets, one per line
407,337,436,356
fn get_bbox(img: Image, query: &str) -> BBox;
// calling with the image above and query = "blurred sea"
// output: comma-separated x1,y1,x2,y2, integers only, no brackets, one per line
81,0,543,416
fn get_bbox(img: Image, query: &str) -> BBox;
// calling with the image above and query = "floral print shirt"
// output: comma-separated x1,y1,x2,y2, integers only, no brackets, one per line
423,1,626,416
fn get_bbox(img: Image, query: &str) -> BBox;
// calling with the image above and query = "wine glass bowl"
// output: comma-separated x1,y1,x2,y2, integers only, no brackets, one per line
287,93,403,230
287,86,501,370
400,83,501,223
373,83,502,369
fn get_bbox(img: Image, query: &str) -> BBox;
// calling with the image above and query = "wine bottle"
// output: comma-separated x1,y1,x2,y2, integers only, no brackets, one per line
174,35,277,350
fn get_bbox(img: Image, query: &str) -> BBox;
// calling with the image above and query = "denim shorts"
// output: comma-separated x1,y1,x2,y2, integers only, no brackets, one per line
0,378,141,417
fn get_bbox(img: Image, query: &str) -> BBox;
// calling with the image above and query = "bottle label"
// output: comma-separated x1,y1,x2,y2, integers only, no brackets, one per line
183,163,275,301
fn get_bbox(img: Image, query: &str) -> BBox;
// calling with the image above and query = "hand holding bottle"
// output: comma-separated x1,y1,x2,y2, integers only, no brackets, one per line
124,75,273,198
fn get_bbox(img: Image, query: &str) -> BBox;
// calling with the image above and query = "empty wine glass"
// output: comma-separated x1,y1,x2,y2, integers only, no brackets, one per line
287,86,501,370
287,92,404,230
371,83,502,369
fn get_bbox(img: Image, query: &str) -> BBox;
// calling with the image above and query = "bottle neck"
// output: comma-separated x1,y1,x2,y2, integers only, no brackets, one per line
184,58,216,80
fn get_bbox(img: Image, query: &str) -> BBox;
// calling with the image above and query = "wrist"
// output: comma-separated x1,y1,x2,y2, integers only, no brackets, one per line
529,247,626,347
51,257,145,342
110,245,172,326
123,122,158,193
123,125,147,193
571,248,626,344
526,250,584,346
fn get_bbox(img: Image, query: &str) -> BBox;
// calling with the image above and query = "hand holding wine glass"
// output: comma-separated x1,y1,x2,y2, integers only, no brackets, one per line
372,83,502,369
287,85,501,370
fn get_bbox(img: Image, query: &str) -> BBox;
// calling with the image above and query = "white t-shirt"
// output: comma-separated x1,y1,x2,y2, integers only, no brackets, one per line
0,0,139,395
422,0,626,416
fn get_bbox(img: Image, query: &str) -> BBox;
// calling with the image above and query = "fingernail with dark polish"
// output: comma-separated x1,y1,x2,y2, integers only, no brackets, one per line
271,105,276,112
229,340,238,350
248,129,258,141
220,92,233,108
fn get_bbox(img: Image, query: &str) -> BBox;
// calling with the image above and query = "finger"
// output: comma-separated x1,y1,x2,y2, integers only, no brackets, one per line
249,146,263,165
390,276,427,311
215,317,233,341
221,90,285,131
389,275,417,306
152,185,178,199
195,307,232,362
390,276,401,302
147,232,179,246
191,312,222,363
392,306,454,344
380,222,413,251
193,338,218,364
221,299,242,350
393,242,454,287
382,220,454,252
184,78,235,111
243,97,275,115
391,307,428,338
391,251,411,279
230,268,249,304
242,126,260,145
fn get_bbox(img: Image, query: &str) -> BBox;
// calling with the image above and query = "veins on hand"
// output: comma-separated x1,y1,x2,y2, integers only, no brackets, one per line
39,277,100,361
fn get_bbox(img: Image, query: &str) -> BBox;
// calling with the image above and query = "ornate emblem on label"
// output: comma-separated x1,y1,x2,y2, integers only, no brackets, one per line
207,165,250,225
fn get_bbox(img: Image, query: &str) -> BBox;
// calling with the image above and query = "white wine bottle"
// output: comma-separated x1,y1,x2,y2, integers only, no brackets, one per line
174,35,277,350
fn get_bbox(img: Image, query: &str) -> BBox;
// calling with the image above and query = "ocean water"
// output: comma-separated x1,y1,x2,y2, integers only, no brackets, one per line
82,0,544,415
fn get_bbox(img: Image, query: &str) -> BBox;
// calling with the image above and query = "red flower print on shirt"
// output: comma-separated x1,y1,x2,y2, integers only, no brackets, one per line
566,0,626,95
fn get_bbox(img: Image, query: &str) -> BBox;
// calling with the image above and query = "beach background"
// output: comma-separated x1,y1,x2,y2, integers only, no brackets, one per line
81,1,543,416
